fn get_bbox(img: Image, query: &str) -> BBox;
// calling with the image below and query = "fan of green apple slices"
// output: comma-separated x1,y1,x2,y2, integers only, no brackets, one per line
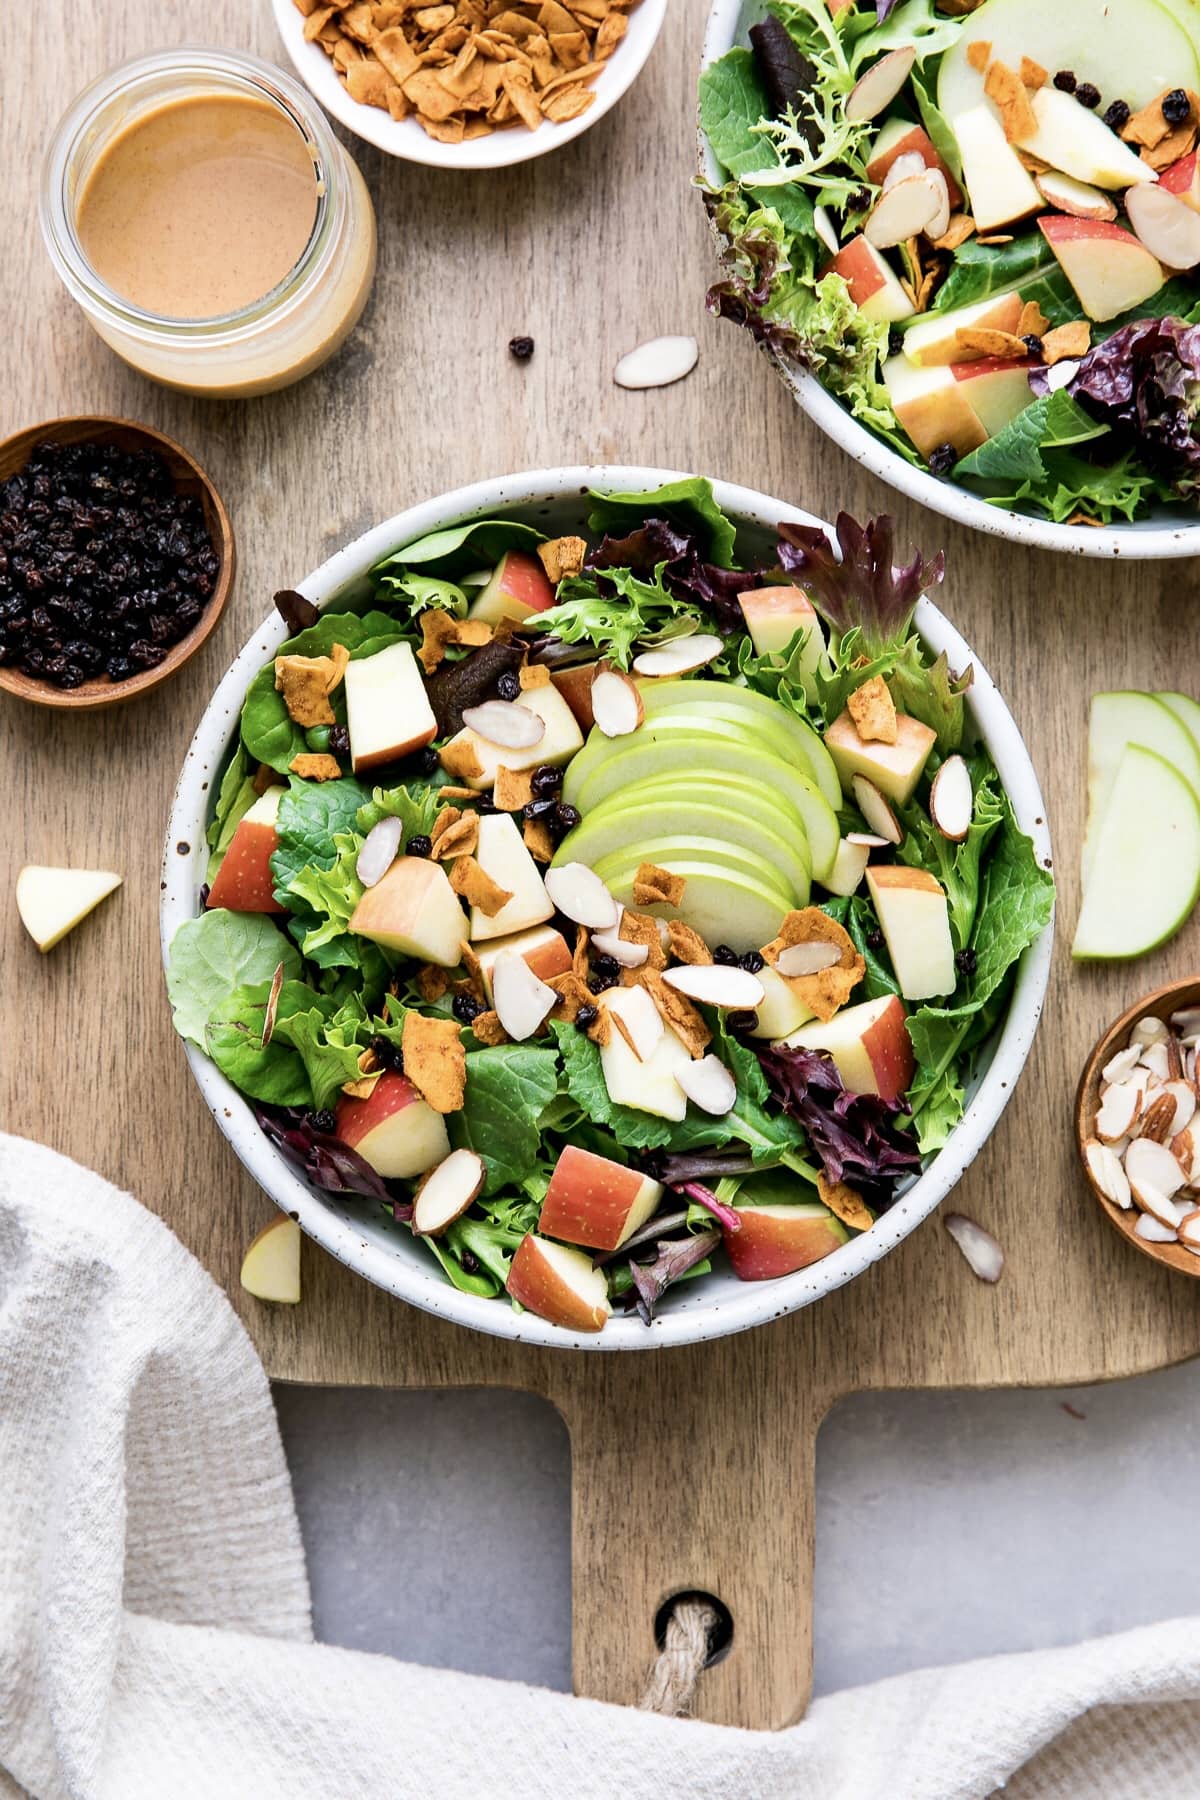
1073,691,1200,959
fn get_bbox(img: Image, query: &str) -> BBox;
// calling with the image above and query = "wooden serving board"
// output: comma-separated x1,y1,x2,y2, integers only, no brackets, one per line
6,0,1200,1732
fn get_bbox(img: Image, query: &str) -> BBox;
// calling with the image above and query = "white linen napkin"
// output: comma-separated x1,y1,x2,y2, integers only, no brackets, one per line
2,1129,1199,1800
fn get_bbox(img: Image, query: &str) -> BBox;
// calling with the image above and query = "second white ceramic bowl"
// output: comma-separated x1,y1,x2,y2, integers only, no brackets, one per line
162,466,1054,1350
700,0,1200,560
273,0,667,170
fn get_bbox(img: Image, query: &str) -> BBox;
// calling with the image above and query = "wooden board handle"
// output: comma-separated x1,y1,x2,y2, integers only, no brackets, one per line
560,1339,825,1729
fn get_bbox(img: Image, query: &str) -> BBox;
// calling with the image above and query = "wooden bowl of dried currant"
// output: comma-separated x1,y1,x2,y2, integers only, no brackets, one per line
0,416,234,709
1076,979,1200,1278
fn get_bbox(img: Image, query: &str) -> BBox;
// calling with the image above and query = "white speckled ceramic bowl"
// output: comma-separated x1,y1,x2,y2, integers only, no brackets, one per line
161,466,1054,1349
700,0,1200,560
272,0,667,170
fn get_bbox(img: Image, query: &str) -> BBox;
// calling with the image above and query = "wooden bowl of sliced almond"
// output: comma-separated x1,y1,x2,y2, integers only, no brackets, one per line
1077,979,1200,1276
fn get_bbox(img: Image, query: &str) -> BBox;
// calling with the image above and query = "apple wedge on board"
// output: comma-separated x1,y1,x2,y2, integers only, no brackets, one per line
1073,744,1200,960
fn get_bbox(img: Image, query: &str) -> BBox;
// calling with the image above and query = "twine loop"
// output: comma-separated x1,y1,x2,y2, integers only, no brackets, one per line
639,1596,720,1717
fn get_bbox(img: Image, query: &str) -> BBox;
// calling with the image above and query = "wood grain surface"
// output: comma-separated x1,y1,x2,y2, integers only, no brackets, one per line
4,0,1200,1732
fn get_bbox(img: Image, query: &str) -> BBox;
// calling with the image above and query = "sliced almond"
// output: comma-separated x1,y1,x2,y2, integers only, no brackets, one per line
661,964,765,1009
850,773,903,844
1125,1136,1186,1210
543,862,620,930
864,172,941,249
1171,1007,1200,1041
356,815,404,888
922,167,951,242
776,941,843,978
412,1149,486,1237
1177,1208,1200,1254
1125,183,1200,272
613,335,699,391
590,669,644,738
460,700,545,749
492,950,558,1042
812,203,840,255
1132,1014,1170,1048
631,633,724,678
1139,1041,1171,1081
1159,1079,1196,1139
883,150,927,193
929,755,972,842
1084,1139,1132,1210
1136,1091,1177,1144
846,832,891,849
846,45,916,121
1135,1212,1178,1243
675,1054,737,1116
1095,1079,1142,1143
943,1212,1004,1282
261,961,286,1050
591,924,650,969
1172,1125,1200,1185
1101,1044,1142,1085
1034,171,1117,222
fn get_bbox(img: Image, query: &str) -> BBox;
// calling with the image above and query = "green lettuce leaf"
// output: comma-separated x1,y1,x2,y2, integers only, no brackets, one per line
897,757,1004,950
956,391,1108,484
588,478,740,567
205,744,258,881
699,47,778,179
535,564,703,670
372,517,544,583
286,832,365,958
449,1044,560,1195
956,391,1169,523
166,910,301,1049
203,982,313,1107
270,990,369,1112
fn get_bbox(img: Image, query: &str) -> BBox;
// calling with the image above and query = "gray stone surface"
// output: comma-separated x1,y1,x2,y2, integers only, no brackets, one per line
275,1356,1200,1700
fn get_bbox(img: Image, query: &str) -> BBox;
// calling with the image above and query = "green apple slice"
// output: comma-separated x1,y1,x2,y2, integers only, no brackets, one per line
600,859,792,954
562,712,763,805
1073,744,1200,960
939,0,1200,121
574,767,837,885
557,800,812,899
566,731,841,880
592,836,802,906
636,680,842,809
1083,692,1200,887
1158,692,1200,747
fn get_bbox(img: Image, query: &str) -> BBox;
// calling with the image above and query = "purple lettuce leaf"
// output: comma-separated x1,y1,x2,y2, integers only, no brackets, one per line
671,1181,741,1232
1047,317,1200,496
755,1045,922,1206
776,514,945,657
748,16,819,141
628,1229,722,1325
586,516,762,634
255,1104,392,1203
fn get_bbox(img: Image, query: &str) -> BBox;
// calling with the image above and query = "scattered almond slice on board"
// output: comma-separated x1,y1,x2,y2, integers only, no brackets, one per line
16,865,122,952
613,336,699,390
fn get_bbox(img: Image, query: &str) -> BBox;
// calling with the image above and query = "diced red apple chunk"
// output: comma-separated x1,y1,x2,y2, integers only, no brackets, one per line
468,813,555,942
778,993,914,1103
506,1234,612,1332
466,550,555,628
335,1070,451,1179
474,924,573,1003
1039,215,1164,323
538,1144,663,1252
825,708,936,805
866,865,956,1001
349,855,466,966
344,640,437,774
440,682,584,791
206,786,286,914
723,1204,849,1281
828,235,915,324
867,118,962,209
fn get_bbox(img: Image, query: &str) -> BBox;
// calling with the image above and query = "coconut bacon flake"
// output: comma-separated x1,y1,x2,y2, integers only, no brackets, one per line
944,1212,1005,1282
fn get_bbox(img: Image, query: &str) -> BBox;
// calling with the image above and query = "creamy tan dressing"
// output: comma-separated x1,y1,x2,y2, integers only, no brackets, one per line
75,94,319,320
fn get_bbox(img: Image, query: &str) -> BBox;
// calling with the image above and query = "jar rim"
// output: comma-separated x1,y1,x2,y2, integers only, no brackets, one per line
40,46,346,343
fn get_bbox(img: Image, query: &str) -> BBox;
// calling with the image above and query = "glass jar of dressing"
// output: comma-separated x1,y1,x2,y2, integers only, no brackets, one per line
40,48,377,399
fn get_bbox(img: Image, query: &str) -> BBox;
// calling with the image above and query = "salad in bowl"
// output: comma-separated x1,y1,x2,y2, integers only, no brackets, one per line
162,469,1053,1348
701,0,1200,551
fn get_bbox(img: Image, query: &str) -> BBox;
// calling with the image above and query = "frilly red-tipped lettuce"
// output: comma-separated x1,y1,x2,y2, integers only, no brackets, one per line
777,513,946,657
1044,317,1200,497
756,1044,921,1206
587,517,764,634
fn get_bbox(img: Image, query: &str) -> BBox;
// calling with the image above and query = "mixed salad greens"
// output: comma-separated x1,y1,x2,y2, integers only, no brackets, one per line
701,0,1200,524
166,478,1052,1333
